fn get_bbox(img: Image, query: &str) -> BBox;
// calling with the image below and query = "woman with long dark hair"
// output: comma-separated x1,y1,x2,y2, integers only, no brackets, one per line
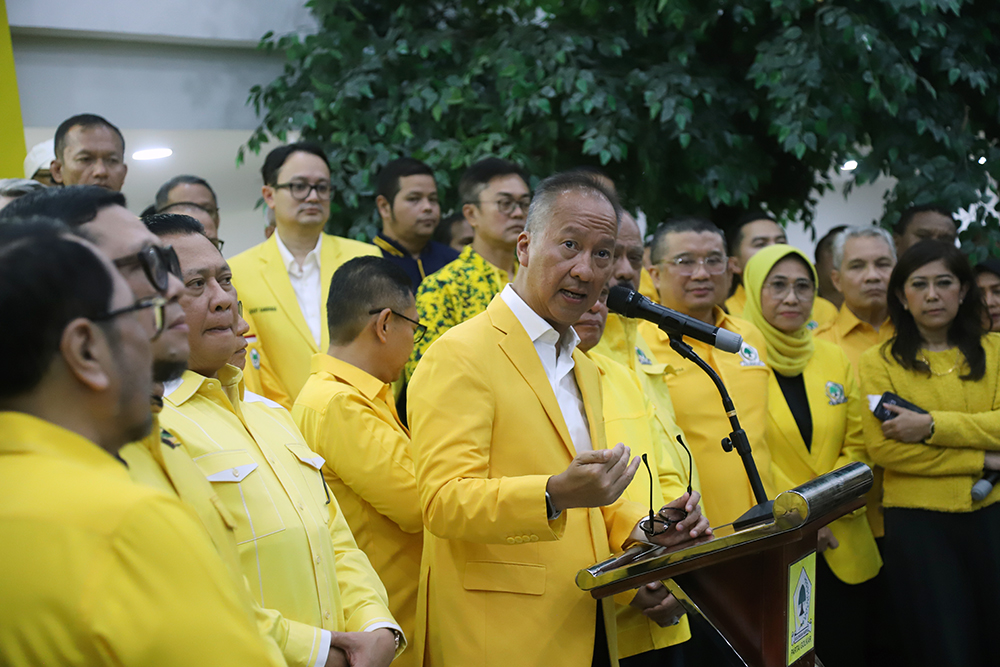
860,240,1000,667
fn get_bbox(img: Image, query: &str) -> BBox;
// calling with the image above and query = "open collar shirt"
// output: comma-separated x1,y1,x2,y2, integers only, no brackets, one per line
275,231,323,346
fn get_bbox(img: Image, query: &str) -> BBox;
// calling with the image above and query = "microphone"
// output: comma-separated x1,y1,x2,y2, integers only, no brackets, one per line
972,471,1000,502
607,285,743,354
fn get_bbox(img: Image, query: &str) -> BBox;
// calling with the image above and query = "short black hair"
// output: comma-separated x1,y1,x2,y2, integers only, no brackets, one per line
815,224,848,264
975,257,1000,281
896,204,958,235
261,142,330,186
144,213,206,238
524,170,622,234
434,211,467,246
565,165,616,193
377,158,436,205
0,218,115,398
326,256,414,345
649,216,727,265
155,175,218,211
0,185,127,230
54,113,125,160
458,157,529,207
728,209,778,257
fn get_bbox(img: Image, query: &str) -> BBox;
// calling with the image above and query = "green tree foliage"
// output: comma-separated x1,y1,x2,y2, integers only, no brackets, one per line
246,0,1000,258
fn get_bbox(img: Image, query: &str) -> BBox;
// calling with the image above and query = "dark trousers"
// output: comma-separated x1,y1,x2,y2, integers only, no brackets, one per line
593,603,611,667
883,503,1000,667
620,644,685,667
813,553,871,667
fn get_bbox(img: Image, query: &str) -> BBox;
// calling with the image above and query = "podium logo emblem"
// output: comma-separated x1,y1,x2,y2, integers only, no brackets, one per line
793,567,812,638
787,552,816,664
825,381,847,406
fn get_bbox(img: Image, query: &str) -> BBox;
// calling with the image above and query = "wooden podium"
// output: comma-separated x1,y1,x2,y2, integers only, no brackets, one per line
577,462,873,667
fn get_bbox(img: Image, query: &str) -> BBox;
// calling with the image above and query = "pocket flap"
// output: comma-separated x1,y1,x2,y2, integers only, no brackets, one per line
285,443,325,470
463,561,545,595
194,450,259,483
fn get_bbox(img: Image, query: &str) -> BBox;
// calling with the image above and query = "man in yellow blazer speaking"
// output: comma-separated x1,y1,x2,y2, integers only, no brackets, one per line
408,172,711,667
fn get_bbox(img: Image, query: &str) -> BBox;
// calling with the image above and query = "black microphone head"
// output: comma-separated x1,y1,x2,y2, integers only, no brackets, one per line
607,285,638,317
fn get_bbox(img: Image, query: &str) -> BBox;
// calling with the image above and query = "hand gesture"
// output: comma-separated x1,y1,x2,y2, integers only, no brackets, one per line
629,580,685,627
644,491,712,548
880,404,933,443
546,443,640,512
816,525,840,553
328,629,396,667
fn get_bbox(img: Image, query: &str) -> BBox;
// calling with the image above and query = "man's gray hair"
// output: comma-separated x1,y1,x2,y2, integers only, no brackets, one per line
831,225,896,270
524,171,622,235
0,178,46,199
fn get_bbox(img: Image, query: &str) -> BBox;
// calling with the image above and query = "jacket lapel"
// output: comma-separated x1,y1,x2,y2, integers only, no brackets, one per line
260,235,319,352
490,299,577,459
319,234,337,350
769,373,816,473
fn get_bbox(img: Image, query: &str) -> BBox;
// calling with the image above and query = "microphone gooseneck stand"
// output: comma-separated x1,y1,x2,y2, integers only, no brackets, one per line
668,335,770,527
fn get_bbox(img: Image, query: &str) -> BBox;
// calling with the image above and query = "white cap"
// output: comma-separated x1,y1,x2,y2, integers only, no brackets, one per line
23,139,55,179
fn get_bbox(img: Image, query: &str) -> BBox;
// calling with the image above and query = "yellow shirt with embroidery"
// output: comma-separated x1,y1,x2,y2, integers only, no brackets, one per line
293,354,422,667
640,308,776,526
160,367,403,661
406,244,513,381
0,412,279,667
815,306,895,536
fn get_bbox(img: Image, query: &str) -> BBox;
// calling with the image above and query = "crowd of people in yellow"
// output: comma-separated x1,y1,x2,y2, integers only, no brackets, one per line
1,113,999,667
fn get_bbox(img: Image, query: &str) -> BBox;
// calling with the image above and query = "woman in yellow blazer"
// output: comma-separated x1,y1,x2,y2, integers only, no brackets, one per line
860,241,1000,667
742,245,881,667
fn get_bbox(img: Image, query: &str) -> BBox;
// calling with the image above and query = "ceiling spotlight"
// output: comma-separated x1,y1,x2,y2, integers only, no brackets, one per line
979,156,987,165
841,160,858,171
132,148,173,161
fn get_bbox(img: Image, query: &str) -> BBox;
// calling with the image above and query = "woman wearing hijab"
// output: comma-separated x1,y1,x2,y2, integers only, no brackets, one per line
860,241,1000,667
742,245,881,667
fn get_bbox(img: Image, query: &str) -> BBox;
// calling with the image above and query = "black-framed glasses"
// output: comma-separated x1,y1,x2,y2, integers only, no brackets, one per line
210,237,225,252
472,195,532,217
368,308,427,343
94,295,168,339
113,245,182,295
638,434,695,537
273,181,332,201
237,300,243,318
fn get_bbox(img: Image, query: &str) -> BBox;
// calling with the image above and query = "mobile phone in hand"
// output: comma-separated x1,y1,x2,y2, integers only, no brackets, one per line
873,391,927,422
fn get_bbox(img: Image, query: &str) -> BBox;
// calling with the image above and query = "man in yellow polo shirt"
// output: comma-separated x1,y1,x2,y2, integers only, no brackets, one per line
641,217,776,527
294,257,424,667
230,142,379,409
0,222,278,667
155,221,404,667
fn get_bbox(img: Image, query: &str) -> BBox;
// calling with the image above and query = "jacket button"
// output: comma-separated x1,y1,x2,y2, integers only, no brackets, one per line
506,537,515,544
324,612,331,620
315,555,321,564
530,535,539,542
231,468,240,478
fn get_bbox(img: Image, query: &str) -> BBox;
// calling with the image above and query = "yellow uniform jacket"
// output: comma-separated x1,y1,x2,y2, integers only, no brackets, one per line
589,351,693,657
407,297,649,667
860,335,1000,513
294,354,422,667
230,232,380,408
0,412,278,667
161,367,403,662
765,339,882,584
640,308,776,526
815,307,894,537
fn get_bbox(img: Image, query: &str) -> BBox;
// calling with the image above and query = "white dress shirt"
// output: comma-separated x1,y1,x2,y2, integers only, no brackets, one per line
500,284,592,452
275,231,323,346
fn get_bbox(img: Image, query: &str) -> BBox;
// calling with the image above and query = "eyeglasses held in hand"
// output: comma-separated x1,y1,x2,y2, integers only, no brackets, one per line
113,245,182,295
368,308,427,343
94,295,168,340
273,181,332,201
638,434,695,537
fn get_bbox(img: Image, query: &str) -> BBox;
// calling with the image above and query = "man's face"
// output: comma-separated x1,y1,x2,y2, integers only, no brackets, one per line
815,243,836,297
449,217,474,251
381,175,440,245
165,203,219,241
976,272,1000,332
466,174,531,250
735,219,786,273
384,297,420,383
650,231,728,316
163,183,220,238
515,190,617,333
52,125,127,191
169,233,239,377
895,212,957,255
85,205,189,382
573,288,609,353
610,212,643,291
831,236,895,316
263,151,331,230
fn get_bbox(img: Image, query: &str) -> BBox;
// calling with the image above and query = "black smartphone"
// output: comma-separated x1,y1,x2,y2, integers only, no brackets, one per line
873,391,927,422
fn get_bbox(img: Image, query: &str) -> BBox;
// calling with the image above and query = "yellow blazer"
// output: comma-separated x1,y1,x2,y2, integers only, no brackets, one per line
407,297,648,667
230,232,379,408
765,339,881,584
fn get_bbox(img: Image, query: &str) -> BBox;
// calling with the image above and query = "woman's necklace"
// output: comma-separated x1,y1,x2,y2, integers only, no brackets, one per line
918,348,962,377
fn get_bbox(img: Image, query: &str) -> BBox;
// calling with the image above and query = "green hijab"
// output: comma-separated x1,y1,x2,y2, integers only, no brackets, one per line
741,244,817,377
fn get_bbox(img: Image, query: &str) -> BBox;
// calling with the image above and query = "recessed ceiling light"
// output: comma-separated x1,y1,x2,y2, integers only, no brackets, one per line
841,160,858,171
132,148,172,161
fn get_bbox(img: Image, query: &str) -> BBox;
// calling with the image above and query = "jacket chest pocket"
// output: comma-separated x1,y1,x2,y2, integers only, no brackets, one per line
195,450,286,545
284,443,332,512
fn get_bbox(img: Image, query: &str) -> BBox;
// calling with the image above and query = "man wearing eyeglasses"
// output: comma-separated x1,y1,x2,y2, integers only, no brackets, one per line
230,142,379,410
154,174,223,245
0,221,281,667
293,256,425,667
639,217,776,528
405,157,531,381
155,219,405,667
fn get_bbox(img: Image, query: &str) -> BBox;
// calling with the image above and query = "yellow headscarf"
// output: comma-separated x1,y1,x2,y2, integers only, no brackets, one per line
742,244,817,377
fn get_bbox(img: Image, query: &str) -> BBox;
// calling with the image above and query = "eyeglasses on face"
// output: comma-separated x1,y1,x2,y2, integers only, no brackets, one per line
660,254,728,276
273,181,332,201
94,295,168,340
209,237,225,252
472,195,532,217
638,435,695,537
113,245,182,295
764,278,815,301
368,308,427,343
